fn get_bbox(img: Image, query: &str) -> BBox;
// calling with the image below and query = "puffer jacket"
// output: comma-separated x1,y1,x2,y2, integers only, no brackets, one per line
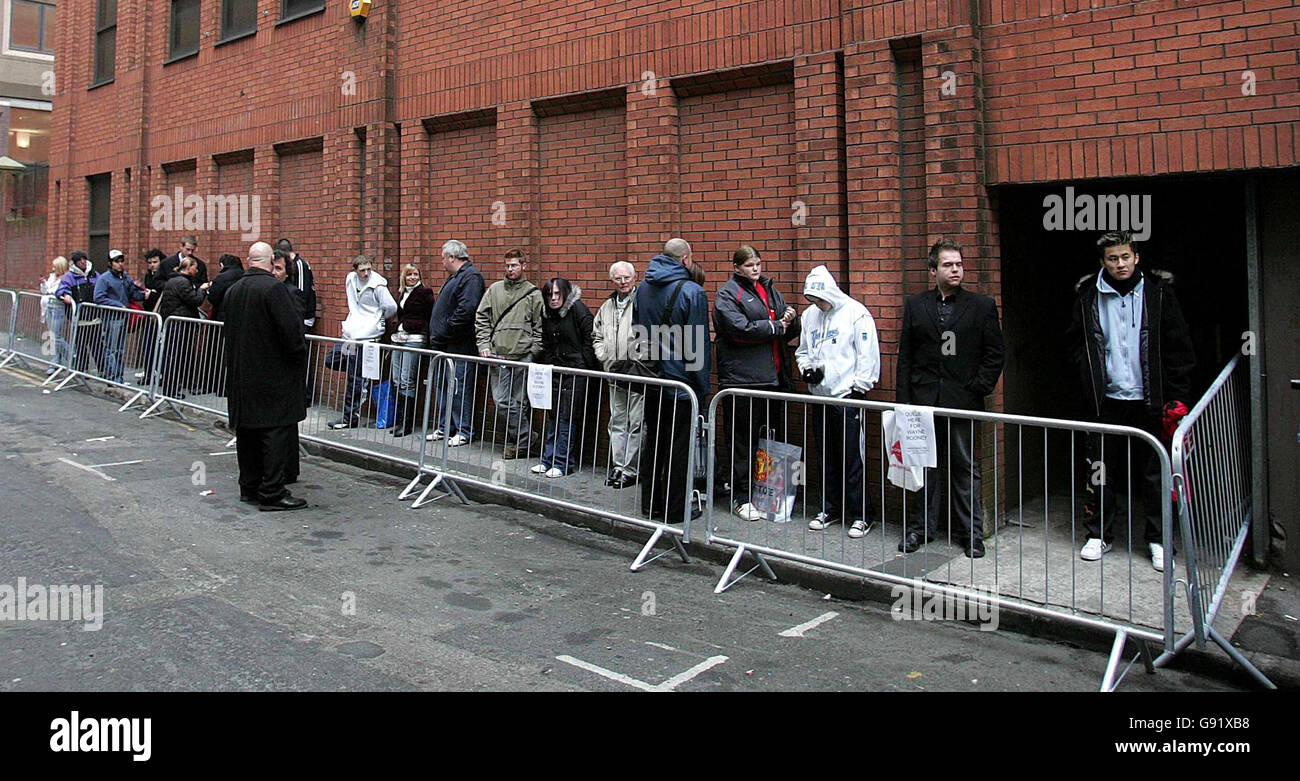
1066,267,1195,416
794,265,880,398
158,274,206,320
714,272,797,388
632,254,710,401
475,277,544,359
341,270,397,341
542,286,598,370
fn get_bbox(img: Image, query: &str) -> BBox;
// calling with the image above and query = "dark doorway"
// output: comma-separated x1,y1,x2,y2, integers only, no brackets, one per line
996,175,1250,510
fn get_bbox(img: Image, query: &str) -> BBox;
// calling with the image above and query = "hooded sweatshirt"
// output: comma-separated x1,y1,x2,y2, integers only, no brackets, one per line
341,270,397,341
794,265,880,398
632,254,711,402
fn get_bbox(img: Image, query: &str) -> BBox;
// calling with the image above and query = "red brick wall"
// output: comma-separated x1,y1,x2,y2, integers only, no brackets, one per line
536,104,627,293
42,0,1300,385
679,80,798,290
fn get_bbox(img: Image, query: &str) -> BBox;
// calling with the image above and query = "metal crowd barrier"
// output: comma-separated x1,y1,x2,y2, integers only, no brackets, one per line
409,352,699,570
298,334,440,471
4,291,78,382
139,315,228,419
706,388,1179,690
1166,355,1274,688
52,302,164,411
0,289,15,357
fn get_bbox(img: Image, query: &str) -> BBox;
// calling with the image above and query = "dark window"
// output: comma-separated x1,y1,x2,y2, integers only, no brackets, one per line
9,0,56,54
88,173,112,271
282,0,324,22
3,162,47,221
93,0,116,85
221,0,257,40
169,0,200,60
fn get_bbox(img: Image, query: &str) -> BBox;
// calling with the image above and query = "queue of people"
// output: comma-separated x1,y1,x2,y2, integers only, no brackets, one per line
30,229,1188,569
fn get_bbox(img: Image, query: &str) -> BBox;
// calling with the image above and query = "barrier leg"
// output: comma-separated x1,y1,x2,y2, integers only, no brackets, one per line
714,545,777,594
1206,626,1277,690
0,352,15,370
630,527,690,572
398,474,426,501
53,371,83,392
40,367,64,386
117,389,147,413
139,397,187,421
1100,630,1129,692
412,474,446,509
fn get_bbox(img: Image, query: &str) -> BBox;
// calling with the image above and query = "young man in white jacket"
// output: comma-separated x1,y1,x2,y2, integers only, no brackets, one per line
330,255,397,429
795,265,880,538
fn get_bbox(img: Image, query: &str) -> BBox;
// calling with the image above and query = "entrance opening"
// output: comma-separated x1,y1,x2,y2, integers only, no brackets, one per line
996,174,1250,512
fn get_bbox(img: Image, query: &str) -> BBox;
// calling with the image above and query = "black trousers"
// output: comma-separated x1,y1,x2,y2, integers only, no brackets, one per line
639,391,694,523
236,424,297,503
1084,398,1166,546
906,415,983,541
721,387,785,503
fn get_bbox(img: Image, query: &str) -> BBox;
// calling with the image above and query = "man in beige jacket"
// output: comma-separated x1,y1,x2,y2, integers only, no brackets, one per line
592,261,648,489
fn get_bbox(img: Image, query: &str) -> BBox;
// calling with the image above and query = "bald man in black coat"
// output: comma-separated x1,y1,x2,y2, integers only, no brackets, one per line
223,242,308,511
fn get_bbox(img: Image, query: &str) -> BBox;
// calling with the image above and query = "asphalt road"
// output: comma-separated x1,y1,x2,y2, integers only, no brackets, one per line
0,364,1255,693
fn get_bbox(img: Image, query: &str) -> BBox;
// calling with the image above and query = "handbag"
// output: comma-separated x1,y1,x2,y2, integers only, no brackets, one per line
373,381,397,429
751,429,802,523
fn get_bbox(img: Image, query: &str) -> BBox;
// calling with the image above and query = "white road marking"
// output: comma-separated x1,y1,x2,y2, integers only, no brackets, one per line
779,611,839,638
658,656,728,691
86,459,149,468
57,457,115,482
84,436,116,442
207,451,237,456
644,641,677,652
556,654,729,692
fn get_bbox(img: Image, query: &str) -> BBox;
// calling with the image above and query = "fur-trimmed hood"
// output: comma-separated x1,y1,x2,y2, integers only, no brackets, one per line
546,284,583,319
1075,267,1173,293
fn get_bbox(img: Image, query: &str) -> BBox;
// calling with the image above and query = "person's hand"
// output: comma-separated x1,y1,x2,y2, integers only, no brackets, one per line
479,349,491,358
200,282,211,290
781,307,796,326
801,367,824,385
62,295,73,306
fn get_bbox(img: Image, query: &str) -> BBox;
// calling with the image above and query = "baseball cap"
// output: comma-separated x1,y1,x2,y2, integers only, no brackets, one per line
108,249,124,261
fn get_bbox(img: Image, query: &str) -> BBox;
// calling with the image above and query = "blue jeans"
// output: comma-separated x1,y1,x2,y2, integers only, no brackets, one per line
45,302,70,368
541,374,587,473
340,347,369,422
102,312,127,383
434,356,477,439
390,342,426,399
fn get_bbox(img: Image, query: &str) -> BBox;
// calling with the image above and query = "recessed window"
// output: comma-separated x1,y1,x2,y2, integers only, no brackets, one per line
93,0,116,85
222,0,257,40
9,0,56,55
88,173,112,271
169,0,201,60
282,0,324,23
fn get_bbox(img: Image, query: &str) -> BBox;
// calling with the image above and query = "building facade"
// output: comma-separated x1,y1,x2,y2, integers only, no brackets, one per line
0,0,54,288
45,0,1300,569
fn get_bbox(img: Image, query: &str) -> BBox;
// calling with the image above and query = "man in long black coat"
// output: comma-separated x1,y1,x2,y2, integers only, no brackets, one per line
223,242,308,511
896,238,1005,558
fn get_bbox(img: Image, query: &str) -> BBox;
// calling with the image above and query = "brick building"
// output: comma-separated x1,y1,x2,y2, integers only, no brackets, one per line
44,0,1300,569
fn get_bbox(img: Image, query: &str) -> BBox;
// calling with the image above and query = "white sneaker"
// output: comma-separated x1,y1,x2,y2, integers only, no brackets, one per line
1080,538,1112,561
1149,543,1165,572
808,513,840,531
530,463,548,474
848,519,873,539
426,429,446,442
446,434,470,447
544,467,564,479
735,503,763,522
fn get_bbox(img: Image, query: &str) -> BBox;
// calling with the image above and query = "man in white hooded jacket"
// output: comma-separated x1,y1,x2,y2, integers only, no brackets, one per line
795,265,880,538
330,255,398,429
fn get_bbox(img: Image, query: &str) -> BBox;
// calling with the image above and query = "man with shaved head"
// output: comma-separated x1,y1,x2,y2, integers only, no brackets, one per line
221,241,309,511
634,238,710,524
